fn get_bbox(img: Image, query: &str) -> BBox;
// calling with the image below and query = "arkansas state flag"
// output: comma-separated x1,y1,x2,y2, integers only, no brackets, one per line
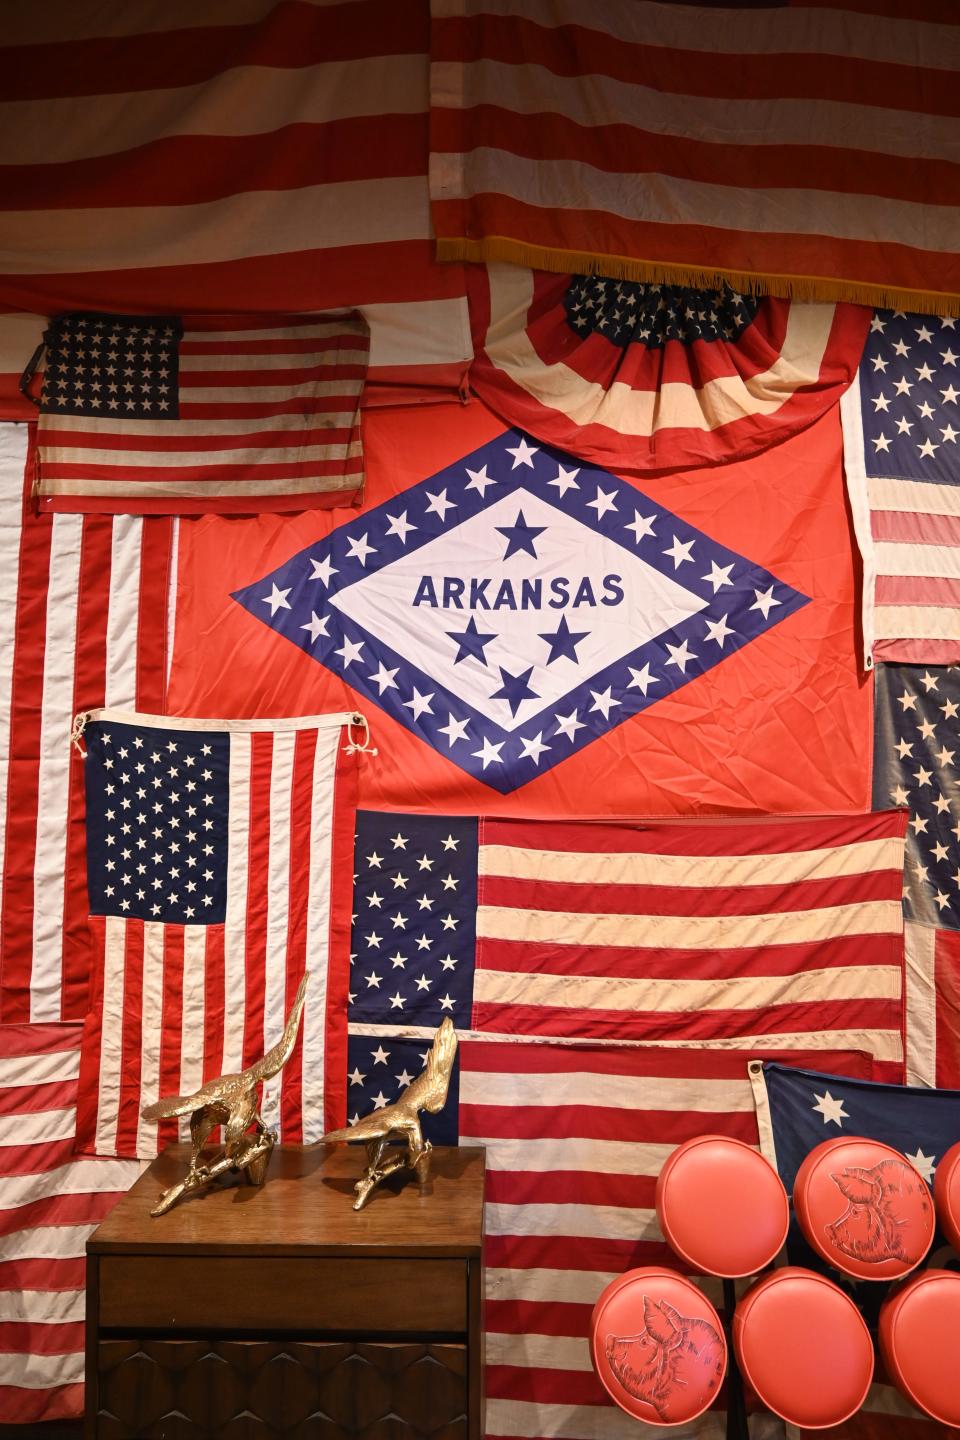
167,397,871,814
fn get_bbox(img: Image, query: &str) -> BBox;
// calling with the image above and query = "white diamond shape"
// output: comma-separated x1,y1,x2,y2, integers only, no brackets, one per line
328,488,707,731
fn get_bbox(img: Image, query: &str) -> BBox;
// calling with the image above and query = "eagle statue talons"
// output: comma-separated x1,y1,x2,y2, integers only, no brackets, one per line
322,1017,457,1210
142,975,308,1216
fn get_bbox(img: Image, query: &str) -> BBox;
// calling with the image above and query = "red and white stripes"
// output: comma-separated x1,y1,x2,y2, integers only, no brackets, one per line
473,815,907,1079
0,422,174,1024
76,713,357,1160
0,1022,140,1423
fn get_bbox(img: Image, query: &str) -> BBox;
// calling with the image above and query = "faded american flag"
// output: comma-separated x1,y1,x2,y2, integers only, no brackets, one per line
873,661,960,1087
31,311,369,514
346,810,907,1112
75,709,359,1160
842,308,960,666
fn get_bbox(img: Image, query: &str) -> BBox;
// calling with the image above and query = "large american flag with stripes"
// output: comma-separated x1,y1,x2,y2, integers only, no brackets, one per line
430,1,960,314
842,309,960,666
0,423,174,1025
32,312,369,514
346,810,907,1111
75,710,359,1160
0,0,473,414
0,1023,140,1423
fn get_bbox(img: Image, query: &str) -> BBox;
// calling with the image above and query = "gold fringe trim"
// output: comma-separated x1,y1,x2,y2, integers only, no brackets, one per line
437,237,960,317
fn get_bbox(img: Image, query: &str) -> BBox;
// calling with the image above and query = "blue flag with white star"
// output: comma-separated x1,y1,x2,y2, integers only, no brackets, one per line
232,427,808,794
760,1062,960,1320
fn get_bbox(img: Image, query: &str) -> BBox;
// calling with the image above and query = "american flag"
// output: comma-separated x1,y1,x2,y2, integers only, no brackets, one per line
757,1060,960,1438
0,1,473,408
0,422,174,1024
346,811,907,1104
75,709,359,1160
842,309,960,666
470,266,871,473
0,1022,140,1423
31,312,369,515
873,661,960,1088
430,2,960,314
346,1024,868,1440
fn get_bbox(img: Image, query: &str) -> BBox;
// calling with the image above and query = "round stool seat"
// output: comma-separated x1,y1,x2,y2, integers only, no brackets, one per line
655,1134,789,1276
879,1269,960,1426
933,1139,960,1253
591,1267,726,1427
793,1136,934,1280
733,1266,874,1429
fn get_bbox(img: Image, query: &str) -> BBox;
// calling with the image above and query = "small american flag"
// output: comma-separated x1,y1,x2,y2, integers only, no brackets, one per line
842,308,960,666
31,311,369,515
75,709,359,1159
873,660,960,1087
0,1022,140,1423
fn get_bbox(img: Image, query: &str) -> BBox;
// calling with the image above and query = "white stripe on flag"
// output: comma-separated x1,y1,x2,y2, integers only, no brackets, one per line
135,923,166,1155
0,1106,77,1147
178,927,207,1141
0,425,26,930
261,728,298,1133
904,920,937,1087
222,731,251,1077
103,517,143,709
0,1221,100,1264
0,1289,86,1324
94,916,127,1156
302,726,340,1141
30,514,82,1021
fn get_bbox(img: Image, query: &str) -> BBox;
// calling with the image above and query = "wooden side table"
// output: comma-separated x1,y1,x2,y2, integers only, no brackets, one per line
85,1144,485,1439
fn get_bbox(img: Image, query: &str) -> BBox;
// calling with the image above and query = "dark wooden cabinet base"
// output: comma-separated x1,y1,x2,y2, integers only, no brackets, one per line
85,1146,485,1440
96,1339,468,1439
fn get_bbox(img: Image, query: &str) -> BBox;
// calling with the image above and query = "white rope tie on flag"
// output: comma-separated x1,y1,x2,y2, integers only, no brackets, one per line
345,712,377,756
70,711,89,755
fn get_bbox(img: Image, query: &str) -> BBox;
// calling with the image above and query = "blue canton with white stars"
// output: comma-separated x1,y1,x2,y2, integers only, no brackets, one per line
84,720,228,925
562,277,759,349
39,313,183,420
232,428,808,794
345,812,474,1137
873,662,960,932
858,309,960,485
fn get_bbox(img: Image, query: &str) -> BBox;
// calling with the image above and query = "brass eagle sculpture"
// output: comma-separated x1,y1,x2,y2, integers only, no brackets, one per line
142,973,308,1216
322,1016,458,1209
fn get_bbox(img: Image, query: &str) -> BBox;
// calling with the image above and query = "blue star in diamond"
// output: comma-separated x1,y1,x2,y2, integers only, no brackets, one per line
495,510,547,560
538,614,589,664
446,615,498,665
490,665,539,716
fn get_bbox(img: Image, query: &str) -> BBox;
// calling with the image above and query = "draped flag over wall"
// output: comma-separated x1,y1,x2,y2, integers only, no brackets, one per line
0,1022,141,1423
872,661,960,1088
469,266,871,473
28,312,369,515
429,0,960,314
346,812,907,1081
0,424,174,1025
0,0,473,407
75,710,358,1160
166,397,874,815
842,308,960,667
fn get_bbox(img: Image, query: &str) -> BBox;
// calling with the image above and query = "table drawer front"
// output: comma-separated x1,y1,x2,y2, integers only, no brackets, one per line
96,1337,468,1438
99,1256,467,1332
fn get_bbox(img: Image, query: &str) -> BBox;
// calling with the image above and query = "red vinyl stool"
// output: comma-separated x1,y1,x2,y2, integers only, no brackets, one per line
793,1136,934,1280
733,1266,874,1429
933,1139,960,1252
655,1134,789,1276
591,1267,727,1427
878,1269,960,1427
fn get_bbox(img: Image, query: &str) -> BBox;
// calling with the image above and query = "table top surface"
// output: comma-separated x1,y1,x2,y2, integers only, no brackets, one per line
89,1144,485,1258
